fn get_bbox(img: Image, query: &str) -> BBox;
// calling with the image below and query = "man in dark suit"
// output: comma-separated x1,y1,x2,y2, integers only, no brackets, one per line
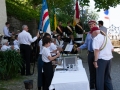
66,22,74,37
75,22,83,34
56,22,65,36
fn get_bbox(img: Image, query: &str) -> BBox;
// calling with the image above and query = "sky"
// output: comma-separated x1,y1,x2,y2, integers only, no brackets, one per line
90,0,120,28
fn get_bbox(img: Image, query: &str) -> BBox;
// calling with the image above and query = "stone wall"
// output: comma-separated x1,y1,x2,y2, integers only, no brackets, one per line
0,0,7,35
7,16,38,36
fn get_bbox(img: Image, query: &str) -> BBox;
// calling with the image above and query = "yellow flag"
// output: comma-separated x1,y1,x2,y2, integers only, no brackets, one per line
54,14,57,30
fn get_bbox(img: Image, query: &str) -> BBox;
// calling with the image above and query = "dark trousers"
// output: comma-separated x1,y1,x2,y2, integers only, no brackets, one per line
4,36,11,42
43,62,53,90
96,59,113,90
37,54,44,88
20,44,31,75
88,52,96,89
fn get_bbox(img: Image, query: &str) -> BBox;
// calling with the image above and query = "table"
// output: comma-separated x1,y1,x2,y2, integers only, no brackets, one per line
49,59,90,90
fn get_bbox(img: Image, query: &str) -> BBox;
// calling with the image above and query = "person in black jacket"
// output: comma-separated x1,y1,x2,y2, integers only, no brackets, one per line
75,22,83,34
65,22,74,37
56,22,65,36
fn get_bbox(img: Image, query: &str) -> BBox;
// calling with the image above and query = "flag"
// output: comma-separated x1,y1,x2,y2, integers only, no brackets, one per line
104,10,109,19
73,0,80,26
38,0,51,34
53,7,57,30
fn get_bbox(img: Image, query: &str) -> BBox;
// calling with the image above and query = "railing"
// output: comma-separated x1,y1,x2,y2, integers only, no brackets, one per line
107,25,120,47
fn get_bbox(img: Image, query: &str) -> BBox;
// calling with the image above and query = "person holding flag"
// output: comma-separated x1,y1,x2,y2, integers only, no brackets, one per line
73,0,84,38
56,21,65,36
66,21,74,37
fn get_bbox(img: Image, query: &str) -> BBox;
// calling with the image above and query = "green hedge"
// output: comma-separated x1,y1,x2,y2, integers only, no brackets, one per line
0,50,22,80
6,0,40,22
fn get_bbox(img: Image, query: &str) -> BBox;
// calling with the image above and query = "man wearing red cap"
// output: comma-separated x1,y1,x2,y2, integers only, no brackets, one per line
77,20,97,89
91,26,113,90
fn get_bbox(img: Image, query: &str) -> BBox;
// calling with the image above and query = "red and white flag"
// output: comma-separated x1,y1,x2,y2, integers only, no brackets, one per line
73,0,80,26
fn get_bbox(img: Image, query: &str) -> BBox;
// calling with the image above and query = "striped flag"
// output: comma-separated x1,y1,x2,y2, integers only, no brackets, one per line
38,0,51,34
73,0,80,26
53,8,57,30
104,10,109,19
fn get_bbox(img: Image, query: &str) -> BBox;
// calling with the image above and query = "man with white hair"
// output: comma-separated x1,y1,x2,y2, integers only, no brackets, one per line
18,25,39,76
1,39,14,51
91,26,113,90
77,20,97,89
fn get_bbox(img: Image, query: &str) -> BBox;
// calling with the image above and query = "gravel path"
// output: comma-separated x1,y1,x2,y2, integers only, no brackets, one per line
0,49,120,90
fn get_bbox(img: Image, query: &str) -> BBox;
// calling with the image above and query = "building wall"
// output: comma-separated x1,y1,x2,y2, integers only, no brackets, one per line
0,0,7,35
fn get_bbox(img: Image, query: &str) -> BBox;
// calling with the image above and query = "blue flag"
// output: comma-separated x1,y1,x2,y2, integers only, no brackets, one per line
38,0,51,34
104,10,109,19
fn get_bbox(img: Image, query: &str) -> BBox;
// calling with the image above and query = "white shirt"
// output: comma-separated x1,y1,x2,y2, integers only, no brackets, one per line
3,26,11,37
1,45,11,51
39,39,43,54
13,40,19,46
56,39,64,47
42,46,51,62
14,45,20,50
93,34,113,60
69,39,73,45
18,30,37,45
48,43,57,56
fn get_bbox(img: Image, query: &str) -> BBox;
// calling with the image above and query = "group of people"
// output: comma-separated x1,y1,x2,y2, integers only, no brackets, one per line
77,20,113,90
55,21,84,38
0,22,19,51
0,19,114,90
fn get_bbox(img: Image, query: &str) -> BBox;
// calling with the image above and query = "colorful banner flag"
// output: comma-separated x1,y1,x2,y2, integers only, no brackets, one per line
73,0,80,26
53,8,57,30
38,0,51,34
104,10,109,19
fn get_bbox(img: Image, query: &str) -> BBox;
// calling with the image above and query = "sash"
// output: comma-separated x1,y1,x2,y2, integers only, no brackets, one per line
57,26,62,33
100,36,107,51
76,24,83,30
67,26,73,33
100,30,106,36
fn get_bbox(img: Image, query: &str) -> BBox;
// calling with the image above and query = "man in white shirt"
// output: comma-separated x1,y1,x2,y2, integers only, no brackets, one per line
3,22,13,42
91,26,113,90
18,25,39,76
98,20,107,34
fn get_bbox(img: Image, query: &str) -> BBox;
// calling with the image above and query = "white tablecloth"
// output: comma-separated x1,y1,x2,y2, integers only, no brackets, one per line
49,59,90,90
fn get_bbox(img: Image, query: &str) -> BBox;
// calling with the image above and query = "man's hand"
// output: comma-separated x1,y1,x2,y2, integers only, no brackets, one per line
93,62,98,68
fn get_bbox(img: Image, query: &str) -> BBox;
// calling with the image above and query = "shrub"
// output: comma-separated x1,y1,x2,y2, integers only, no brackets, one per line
0,50,22,80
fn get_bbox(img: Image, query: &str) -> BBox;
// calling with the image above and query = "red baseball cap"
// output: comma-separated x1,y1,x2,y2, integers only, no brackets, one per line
88,20,96,24
90,27,100,33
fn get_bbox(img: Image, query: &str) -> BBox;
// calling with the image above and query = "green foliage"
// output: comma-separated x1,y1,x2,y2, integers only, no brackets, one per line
93,0,120,10
6,0,40,22
73,30,77,38
0,50,22,80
